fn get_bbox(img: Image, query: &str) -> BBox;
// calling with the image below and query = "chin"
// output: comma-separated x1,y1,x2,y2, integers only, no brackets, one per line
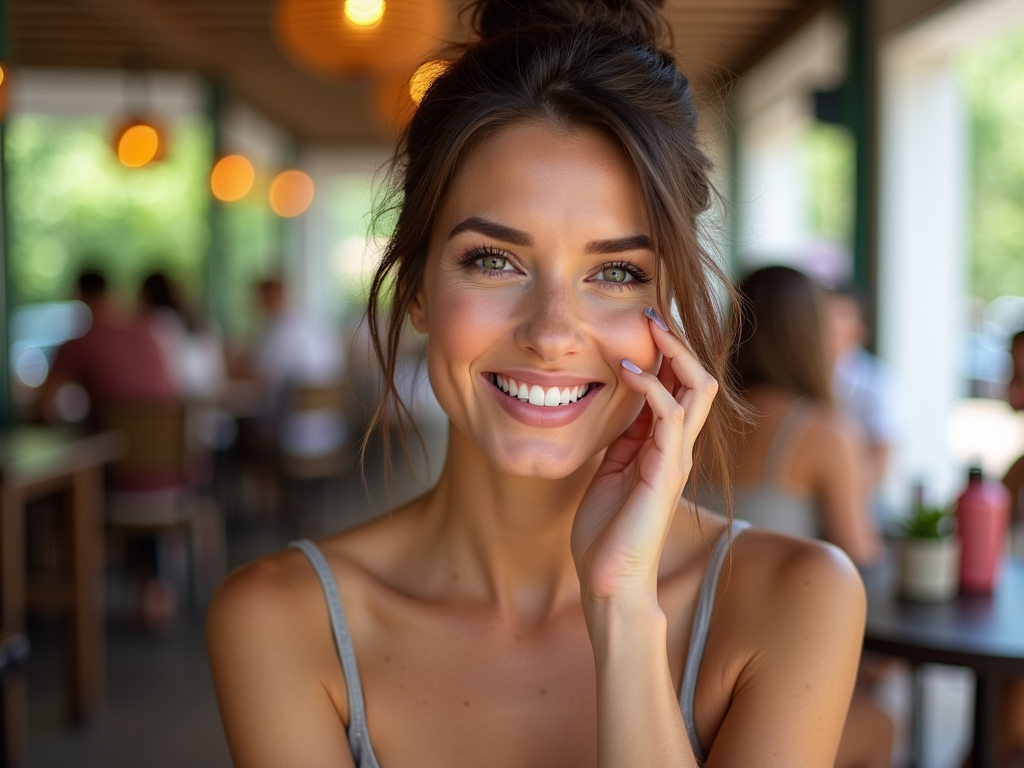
481,437,596,480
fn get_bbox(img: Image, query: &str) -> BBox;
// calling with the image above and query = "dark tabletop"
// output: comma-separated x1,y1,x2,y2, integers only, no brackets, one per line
863,553,1024,675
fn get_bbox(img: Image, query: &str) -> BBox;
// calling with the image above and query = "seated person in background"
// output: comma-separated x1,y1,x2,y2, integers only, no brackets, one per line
706,265,890,768
1004,329,1024,520
997,330,1024,767
37,270,176,425
827,285,899,492
709,266,882,566
251,277,346,456
138,271,227,402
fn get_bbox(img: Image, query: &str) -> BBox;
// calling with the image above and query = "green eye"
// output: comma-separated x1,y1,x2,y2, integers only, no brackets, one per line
479,255,508,271
598,267,632,283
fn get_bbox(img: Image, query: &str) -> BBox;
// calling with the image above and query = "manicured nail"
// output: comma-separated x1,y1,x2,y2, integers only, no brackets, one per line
621,358,643,375
644,306,670,333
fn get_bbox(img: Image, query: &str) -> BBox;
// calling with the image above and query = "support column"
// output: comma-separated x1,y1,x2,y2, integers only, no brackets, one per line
844,0,879,346
877,45,967,504
0,0,12,428
205,80,226,331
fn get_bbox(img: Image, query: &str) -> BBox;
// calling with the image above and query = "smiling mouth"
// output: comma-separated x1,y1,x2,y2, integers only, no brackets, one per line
488,374,596,407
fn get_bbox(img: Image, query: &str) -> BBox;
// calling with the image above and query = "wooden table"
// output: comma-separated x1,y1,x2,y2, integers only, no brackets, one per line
0,427,120,762
862,555,1024,768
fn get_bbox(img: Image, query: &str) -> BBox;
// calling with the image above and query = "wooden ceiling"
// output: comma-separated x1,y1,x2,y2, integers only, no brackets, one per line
11,0,829,144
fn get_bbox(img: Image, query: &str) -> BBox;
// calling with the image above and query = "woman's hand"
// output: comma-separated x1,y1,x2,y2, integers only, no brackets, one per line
570,307,719,608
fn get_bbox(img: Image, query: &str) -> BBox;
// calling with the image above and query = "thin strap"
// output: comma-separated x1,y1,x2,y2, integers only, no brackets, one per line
679,520,751,764
760,402,809,484
290,540,381,768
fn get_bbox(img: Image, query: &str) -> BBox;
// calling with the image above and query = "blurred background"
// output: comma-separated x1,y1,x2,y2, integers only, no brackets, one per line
0,0,1021,766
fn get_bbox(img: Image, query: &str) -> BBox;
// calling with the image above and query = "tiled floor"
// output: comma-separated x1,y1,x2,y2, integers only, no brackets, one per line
23,419,978,768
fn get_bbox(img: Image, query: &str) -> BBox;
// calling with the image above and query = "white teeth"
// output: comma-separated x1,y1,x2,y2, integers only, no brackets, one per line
528,385,545,406
493,375,593,407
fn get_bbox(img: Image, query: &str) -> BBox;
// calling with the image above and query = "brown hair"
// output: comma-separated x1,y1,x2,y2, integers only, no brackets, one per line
364,0,743,503
732,265,833,404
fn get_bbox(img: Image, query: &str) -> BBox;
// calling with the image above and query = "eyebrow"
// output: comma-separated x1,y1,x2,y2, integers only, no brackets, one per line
447,216,652,255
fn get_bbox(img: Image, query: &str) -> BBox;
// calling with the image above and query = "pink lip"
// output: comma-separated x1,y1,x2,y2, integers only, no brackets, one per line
482,373,601,428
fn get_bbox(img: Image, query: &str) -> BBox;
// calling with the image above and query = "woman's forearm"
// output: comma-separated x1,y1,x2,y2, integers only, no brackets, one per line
586,595,698,768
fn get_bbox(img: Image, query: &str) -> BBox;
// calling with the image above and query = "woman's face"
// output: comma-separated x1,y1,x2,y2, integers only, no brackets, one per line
409,121,662,479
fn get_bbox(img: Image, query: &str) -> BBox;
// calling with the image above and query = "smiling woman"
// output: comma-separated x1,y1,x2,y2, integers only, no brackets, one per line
207,2,868,767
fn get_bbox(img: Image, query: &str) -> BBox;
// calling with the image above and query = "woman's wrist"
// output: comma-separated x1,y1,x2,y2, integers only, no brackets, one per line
582,590,667,661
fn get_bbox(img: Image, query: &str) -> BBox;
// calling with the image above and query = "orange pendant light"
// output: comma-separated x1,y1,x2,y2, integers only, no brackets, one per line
112,118,166,168
274,0,448,79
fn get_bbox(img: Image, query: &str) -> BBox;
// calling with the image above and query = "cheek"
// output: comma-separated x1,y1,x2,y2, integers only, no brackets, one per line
427,285,515,372
588,299,660,371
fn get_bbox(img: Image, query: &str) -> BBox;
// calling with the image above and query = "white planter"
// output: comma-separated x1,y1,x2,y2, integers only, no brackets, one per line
900,537,960,602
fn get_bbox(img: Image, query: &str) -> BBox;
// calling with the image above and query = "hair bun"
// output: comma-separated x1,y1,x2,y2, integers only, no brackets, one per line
467,0,671,51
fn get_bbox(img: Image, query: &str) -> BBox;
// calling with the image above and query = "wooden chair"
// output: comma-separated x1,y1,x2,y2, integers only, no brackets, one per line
277,383,354,481
101,403,224,616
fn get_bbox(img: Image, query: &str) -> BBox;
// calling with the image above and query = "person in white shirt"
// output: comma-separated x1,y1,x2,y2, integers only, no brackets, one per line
254,278,346,457
827,285,899,490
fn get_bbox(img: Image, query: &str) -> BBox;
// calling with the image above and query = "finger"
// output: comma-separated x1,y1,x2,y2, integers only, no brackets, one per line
600,402,653,472
644,311,719,442
620,359,686,460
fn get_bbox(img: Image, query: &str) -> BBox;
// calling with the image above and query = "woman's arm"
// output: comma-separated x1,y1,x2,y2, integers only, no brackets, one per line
572,311,715,768
207,558,357,768
811,412,882,566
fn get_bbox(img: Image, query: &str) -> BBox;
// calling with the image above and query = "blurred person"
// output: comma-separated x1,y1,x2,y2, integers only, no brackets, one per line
706,265,890,768
827,285,899,490
37,269,176,424
1004,330,1024,520
991,331,1024,768
37,269,182,631
250,277,346,456
138,271,227,402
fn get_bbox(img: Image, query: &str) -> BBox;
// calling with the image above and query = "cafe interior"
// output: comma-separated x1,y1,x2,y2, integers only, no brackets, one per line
1,0,1024,766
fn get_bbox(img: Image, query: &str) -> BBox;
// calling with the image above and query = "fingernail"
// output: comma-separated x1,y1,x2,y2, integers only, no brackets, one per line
621,358,643,375
644,306,670,333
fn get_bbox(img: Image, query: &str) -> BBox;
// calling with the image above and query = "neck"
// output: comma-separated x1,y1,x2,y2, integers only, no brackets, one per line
414,423,601,626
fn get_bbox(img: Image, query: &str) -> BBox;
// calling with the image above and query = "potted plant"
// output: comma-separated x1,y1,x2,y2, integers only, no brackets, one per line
899,502,960,602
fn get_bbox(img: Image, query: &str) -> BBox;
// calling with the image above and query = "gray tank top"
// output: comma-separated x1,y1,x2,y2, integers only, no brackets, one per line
291,519,749,767
704,402,819,541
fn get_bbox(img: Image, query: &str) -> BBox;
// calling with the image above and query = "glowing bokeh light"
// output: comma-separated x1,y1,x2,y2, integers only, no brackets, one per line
210,155,256,202
0,65,6,88
117,124,160,168
344,0,385,26
409,60,448,105
269,170,315,217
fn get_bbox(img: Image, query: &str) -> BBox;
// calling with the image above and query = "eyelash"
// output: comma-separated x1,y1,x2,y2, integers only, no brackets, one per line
458,247,653,289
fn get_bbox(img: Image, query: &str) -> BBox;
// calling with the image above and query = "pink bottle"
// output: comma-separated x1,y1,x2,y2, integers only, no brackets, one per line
955,466,1010,593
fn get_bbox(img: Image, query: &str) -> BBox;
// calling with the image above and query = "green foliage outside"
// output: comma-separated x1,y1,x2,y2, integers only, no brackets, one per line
6,114,209,305
6,113,283,339
805,122,855,249
958,26,1024,303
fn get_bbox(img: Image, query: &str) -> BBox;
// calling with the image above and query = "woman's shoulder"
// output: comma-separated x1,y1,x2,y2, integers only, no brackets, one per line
731,525,864,604
209,518,395,628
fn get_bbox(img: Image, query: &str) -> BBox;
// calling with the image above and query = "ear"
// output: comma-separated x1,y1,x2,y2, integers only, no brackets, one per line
407,283,429,333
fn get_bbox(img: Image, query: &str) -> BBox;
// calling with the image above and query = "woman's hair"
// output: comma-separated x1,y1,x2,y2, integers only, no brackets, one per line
732,265,833,404
364,0,744,503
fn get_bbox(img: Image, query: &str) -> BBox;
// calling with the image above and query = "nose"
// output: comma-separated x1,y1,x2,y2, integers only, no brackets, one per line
514,282,586,362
